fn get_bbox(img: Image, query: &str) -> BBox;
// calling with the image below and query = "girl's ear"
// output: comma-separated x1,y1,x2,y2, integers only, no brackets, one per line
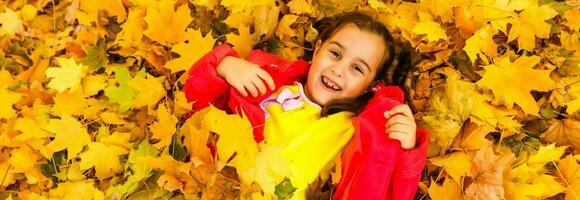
314,40,322,55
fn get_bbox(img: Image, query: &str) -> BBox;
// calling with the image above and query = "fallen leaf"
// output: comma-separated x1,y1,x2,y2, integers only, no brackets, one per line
476,55,556,116
541,119,580,150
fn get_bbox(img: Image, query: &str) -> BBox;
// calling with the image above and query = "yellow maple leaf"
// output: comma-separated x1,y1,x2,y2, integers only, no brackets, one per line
467,0,517,34
541,119,580,150
65,162,86,182
14,117,52,142
0,152,15,187
224,12,254,28
76,0,127,25
79,142,127,179
507,1,558,51
226,25,255,58
423,68,474,152
165,29,215,73
143,0,193,44
114,7,147,55
0,8,24,36
100,131,131,150
428,177,461,200
564,8,580,31
504,172,565,199
0,69,17,88
287,0,316,15
420,0,469,24
476,55,556,116
82,98,107,120
221,0,275,14
45,115,91,160
527,143,567,167
143,155,200,192
454,7,483,37
45,58,87,93
8,146,46,184
556,155,580,200
128,74,166,109
430,151,473,183
412,11,448,42
549,76,580,114
48,181,105,200
253,6,280,42
202,106,258,175
82,74,108,97
150,105,177,149
505,160,566,199
173,90,193,117
100,112,128,125
463,24,498,63
51,88,87,116
451,122,493,151
565,78,580,114
0,88,22,119
470,92,521,133
181,110,212,164
252,144,292,194
192,0,219,10
368,0,390,11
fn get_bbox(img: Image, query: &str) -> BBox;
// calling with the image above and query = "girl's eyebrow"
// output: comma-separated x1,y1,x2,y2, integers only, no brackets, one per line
329,41,371,72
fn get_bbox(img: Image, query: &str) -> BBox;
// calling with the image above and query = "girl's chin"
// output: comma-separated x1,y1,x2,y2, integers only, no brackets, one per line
313,90,339,105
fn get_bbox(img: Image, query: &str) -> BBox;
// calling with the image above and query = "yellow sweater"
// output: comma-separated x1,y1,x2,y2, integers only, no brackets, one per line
260,82,354,199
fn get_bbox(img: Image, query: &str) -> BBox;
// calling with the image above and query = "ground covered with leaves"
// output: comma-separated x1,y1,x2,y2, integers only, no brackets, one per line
0,0,579,199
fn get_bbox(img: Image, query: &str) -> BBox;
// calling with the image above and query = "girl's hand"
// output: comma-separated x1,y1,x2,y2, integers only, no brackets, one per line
216,56,275,97
384,104,417,150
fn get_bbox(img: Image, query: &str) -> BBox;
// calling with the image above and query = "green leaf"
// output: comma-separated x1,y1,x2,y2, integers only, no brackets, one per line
38,150,67,187
275,178,297,200
104,68,138,112
169,133,188,161
106,141,159,198
540,105,560,119
81,40,107,71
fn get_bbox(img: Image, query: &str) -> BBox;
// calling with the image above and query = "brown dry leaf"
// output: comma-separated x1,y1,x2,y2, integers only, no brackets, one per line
465,145,515,200
541,119,580,150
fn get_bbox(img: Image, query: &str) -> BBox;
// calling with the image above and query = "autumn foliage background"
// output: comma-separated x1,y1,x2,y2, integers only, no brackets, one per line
0,0,579,199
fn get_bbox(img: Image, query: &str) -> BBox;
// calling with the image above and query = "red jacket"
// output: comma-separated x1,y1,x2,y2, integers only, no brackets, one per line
184,44,428,200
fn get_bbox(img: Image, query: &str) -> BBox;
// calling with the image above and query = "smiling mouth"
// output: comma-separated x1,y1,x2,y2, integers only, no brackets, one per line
321,76,342,91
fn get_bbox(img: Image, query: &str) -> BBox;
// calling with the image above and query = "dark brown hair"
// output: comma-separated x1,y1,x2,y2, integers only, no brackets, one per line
312,11,410,117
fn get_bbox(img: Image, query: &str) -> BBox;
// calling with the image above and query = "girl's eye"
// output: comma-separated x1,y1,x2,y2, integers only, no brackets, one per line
330,50,340,59
352,65,364,74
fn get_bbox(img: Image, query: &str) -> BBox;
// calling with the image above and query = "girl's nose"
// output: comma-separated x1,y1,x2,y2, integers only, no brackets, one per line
331,62,347,78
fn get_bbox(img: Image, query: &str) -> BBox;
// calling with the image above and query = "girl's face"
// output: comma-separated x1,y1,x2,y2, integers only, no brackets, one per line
305,23,388,106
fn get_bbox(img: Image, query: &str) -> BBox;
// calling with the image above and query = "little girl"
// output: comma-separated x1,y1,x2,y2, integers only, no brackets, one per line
184,12,428,200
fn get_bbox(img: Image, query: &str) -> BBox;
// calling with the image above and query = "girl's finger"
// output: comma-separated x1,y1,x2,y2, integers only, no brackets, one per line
388,127,410,135
256,70,276,90
384,104,414,120
387,122,409,130
244,82,259,97
233,83,248,97
387,130,405,140
251,76,267,95
386,115,406,127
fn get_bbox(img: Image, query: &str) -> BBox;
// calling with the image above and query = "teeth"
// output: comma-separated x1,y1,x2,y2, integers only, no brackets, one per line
322,77,340,90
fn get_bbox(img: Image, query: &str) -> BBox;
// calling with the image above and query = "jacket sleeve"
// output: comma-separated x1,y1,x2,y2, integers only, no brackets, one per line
184,44,310,111
390,128,429,200
184,44,239,111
